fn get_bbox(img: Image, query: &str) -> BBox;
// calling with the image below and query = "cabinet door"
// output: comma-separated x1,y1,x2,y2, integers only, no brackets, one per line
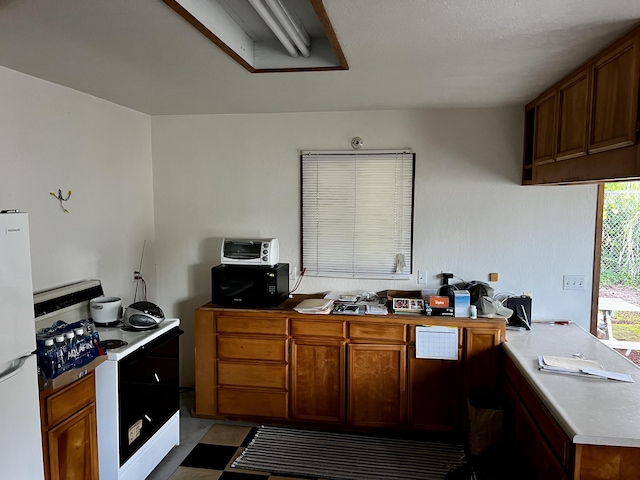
533,91,557,164
408,346,462,432
290,339,345,423
556,68,590,160
589,34,640,154
47,404,99,480
347,344,406,428
465,327,502,394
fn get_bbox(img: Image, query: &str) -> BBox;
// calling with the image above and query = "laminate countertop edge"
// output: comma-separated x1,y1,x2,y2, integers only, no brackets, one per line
503,322,640,448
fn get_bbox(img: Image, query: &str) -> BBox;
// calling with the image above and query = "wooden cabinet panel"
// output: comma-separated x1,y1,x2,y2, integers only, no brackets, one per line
40,373,99,480
533,91,557,164
217,388,288,418
217,336,287,362
465,327,501,393
408,346,461,432
348,322,406,343
290,339,345,423
556,68,590,160
291,319,344,338
347,344,406,428
47,405,99,480
218,361,287,389
217,315,287,335
43,374,94,428
589,35,640,154
194,308,216,416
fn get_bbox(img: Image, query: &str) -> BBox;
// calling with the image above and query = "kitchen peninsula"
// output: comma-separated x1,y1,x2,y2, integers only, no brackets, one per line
193,294,506,434
503,322,640,479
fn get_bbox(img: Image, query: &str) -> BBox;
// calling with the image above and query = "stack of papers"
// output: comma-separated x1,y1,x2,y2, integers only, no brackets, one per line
294,298,334,315
538,355,634,382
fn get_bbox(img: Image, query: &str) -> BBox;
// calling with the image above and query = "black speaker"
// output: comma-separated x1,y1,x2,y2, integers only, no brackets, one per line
506,295,532,329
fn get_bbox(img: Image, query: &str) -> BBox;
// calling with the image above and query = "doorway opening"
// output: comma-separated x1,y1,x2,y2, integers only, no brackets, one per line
595,181,640,366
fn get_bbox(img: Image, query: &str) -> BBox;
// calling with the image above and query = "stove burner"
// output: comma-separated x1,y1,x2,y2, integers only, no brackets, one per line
102,339,128,350
121,324,159,332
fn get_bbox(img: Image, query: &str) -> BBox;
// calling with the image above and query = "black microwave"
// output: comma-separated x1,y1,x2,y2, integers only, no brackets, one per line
211,263,289,307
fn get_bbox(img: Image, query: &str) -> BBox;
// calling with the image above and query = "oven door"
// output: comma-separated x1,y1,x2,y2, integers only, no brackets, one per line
118,327,182,466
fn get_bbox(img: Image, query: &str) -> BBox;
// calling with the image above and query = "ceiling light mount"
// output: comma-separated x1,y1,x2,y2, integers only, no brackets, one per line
163,0,348,73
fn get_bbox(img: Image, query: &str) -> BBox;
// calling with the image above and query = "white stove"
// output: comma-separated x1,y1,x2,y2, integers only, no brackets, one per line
95,318,181,360
34,280,181,480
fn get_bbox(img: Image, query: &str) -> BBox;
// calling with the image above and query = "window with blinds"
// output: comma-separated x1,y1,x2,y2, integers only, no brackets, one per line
301,150,415,279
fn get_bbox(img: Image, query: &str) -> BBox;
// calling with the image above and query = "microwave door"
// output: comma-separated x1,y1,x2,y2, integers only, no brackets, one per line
220,279,255,297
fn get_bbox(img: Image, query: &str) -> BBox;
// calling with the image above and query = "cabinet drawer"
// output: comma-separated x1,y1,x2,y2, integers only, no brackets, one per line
349,322,405,343
217,316,287,335
217,388,287,418
291,319,345,338
43,373,95,428
217,336,287,362
218,362,287,389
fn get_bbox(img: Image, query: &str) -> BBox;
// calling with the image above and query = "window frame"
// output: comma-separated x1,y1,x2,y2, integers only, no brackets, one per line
300,149,416,280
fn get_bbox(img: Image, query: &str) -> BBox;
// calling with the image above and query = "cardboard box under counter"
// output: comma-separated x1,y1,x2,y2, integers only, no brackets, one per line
38,354,107,391
454,290,471,317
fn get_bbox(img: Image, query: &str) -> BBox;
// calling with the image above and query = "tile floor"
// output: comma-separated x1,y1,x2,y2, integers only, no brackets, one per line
146,390,317,480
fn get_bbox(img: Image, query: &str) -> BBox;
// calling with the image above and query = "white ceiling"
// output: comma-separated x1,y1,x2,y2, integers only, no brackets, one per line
1,0,639,115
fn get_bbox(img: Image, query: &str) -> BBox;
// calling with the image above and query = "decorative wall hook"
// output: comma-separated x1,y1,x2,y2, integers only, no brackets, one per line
50,189,72,213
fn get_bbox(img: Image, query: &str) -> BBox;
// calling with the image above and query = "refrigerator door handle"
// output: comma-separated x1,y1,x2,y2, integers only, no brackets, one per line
0,354,32,385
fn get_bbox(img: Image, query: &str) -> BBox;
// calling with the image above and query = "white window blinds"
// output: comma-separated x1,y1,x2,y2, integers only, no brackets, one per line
301,150,415,279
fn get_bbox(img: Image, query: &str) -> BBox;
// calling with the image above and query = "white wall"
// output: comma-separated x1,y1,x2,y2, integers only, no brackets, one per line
0,66,156,303
152,108,598,387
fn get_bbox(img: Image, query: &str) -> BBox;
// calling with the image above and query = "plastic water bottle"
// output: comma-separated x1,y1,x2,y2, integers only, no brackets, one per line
54,335,66,375
41,338,56,379
64,331,77,369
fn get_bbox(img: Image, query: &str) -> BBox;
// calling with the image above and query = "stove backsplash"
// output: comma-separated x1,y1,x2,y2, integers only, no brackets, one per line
34,279,103,329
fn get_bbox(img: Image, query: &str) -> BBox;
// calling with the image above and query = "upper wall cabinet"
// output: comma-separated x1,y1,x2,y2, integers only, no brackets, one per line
589,35,639,153
523,24,640,185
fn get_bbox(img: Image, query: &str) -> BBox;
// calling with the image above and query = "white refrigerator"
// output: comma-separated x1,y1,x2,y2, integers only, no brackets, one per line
0,211,45,479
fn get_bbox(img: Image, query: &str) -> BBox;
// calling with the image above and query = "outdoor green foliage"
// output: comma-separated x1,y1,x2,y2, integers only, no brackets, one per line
601,182,640,287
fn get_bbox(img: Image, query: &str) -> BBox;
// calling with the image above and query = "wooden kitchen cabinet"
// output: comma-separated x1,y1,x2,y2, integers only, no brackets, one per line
523,23,640,185
40,372,99,480
194,300,505,437
347,343,407,428
215,313,289,419
532,90,557,164
589,34,640,154
290,318,345,424
408,326,463,432
465,327,502,394
555,67,590,160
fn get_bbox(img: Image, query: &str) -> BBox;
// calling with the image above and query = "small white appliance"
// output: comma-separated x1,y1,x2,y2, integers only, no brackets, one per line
90,296,122,325
221,238,279,266
0,211,45,480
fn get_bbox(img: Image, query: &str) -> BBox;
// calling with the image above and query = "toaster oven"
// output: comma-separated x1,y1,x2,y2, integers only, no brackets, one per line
221,238,279,267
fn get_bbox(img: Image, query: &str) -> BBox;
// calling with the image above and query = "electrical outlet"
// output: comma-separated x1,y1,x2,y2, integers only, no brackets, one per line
289,266,298,280
418,270,427,285
563,275,585,290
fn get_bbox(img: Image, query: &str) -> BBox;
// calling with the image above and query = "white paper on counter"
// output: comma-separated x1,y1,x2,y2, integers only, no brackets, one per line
416,325,458,360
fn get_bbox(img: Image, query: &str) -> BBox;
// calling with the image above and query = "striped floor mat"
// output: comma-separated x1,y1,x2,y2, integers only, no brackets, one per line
231,425,467,480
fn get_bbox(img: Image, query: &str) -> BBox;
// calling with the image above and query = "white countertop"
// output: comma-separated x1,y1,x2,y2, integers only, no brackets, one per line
503,322,640,447
96,318,181,360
